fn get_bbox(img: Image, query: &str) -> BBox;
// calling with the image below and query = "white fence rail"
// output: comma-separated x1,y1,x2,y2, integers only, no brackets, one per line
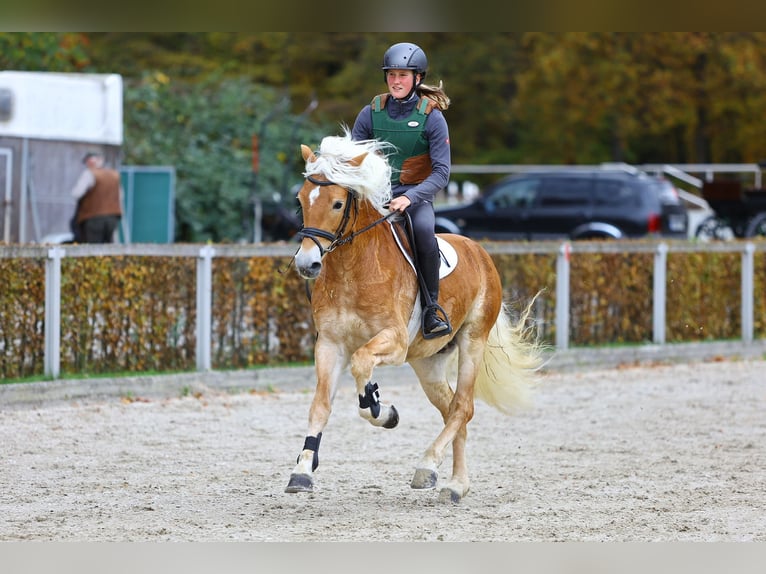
2,240,764,379
479,239,764,353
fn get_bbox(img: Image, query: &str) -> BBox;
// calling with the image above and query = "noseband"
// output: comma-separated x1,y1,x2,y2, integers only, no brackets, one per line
297,174,397,255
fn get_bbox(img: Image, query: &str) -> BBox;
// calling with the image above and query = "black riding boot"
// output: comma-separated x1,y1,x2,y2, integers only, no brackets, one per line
420,252,452,339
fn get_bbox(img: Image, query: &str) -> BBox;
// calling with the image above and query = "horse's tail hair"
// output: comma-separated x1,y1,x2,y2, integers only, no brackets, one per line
474,297,547,414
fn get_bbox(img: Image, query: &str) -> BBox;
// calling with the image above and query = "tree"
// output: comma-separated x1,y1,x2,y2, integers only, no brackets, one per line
10,32,766,241
124,72,329,242
0,33,90,71
511,32,766,165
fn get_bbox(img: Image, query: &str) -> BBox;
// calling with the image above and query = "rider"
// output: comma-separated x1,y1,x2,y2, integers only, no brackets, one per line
351,41,453,339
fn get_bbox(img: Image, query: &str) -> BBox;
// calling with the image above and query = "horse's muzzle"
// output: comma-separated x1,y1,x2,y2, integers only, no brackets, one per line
297,261,322,280
295,243,324,279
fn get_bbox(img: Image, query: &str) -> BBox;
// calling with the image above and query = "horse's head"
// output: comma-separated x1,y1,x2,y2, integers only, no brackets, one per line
294,145,366,279
294,131,394,280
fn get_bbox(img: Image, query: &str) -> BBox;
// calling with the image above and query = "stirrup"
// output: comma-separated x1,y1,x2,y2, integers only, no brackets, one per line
422,305,452,340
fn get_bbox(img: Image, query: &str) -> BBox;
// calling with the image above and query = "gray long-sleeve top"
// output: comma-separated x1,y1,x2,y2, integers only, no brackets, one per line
351,92,451,208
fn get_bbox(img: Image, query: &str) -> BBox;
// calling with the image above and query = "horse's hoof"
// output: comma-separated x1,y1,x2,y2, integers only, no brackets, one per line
438,487,462,504
410,468,438,490
383,405,399,429
285,473,313,493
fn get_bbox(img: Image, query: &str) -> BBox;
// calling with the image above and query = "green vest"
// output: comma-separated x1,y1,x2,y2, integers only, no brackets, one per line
371,95,431,185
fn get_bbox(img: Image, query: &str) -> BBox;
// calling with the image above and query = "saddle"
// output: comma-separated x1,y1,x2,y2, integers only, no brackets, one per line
388,220,458,280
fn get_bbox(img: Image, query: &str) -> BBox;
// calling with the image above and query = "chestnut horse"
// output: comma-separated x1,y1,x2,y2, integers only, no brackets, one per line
286,130,542,502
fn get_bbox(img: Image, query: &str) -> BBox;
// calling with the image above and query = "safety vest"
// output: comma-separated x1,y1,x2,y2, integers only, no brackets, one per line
371,94,434,185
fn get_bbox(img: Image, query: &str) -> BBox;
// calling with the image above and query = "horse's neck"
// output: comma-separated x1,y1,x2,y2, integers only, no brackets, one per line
348,201,393,255
354,201,388,232
327,202,402,276
316,201,417,317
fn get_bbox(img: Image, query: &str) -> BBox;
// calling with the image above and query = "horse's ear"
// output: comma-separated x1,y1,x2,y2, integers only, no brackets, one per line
349,152,368,167
301,144,316,163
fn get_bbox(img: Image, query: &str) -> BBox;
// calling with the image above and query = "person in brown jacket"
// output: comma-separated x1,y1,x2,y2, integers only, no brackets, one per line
70,152,124,243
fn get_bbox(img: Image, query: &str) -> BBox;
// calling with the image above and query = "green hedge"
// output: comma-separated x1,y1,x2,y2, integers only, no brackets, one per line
0,256,47,379
2,247,765,381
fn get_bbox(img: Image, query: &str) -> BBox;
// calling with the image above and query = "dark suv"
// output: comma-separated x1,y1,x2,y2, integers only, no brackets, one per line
434,169,689,240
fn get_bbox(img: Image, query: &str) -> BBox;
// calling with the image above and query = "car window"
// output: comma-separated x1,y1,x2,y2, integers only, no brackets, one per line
486,178,541,209
594,179,641,207
538,177,593,206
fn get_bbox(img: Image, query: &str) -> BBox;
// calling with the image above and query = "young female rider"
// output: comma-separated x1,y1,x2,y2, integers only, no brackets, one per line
351,41,453,339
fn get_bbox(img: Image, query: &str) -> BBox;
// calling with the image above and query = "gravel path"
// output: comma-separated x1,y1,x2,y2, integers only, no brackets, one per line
1,359,764,541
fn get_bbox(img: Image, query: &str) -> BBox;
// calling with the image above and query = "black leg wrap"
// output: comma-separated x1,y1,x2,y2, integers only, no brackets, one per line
297,432,322,471
358,381,381,419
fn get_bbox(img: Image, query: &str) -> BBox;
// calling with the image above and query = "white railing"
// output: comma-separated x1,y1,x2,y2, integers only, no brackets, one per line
4,240,761,379
479,239,765,350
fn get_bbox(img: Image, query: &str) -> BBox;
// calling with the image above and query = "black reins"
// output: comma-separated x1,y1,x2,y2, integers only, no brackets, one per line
296,174,398,256
294,173,400,303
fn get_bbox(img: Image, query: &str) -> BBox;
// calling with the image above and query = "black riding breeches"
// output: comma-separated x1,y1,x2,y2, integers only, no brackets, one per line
406,201,439,263
405,201,440,306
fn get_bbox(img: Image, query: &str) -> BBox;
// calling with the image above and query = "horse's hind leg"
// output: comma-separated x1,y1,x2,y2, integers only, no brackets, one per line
409,344,477,503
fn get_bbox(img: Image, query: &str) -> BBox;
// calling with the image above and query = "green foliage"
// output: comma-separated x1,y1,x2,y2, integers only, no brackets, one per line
0,32,90,71
9,32,766,238
123,73,330,242
512,32,766,164
97,32,766,172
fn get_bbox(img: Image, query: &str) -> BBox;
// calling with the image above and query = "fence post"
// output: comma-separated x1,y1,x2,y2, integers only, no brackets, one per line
44,247,64,379
653,242,668,345
555,242,571,350
741,242,754,344
196,245,215,371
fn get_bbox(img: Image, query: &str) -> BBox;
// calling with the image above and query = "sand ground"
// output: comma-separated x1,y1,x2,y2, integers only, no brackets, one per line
1,359,764,542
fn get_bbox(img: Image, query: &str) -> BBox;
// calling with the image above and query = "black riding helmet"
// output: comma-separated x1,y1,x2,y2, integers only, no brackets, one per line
381,42,428,85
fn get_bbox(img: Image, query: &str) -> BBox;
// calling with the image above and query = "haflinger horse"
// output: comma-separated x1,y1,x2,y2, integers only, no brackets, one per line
286,129,543,503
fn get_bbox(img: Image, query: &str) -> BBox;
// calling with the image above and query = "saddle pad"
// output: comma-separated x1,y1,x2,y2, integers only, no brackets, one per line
436,236,458,279
388,221,458,279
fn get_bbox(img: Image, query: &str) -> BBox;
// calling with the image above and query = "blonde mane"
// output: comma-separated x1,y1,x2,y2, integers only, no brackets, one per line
303,127,394,214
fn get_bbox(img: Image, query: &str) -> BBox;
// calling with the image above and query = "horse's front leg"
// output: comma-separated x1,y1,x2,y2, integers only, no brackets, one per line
352,327,408,429
285,341,345,493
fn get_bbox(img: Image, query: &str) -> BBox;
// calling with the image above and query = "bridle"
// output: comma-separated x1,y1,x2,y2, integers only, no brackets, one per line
296,174,398,256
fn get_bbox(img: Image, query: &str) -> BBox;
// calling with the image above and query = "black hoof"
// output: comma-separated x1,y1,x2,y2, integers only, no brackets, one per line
383,405,399,429
285,473,313,493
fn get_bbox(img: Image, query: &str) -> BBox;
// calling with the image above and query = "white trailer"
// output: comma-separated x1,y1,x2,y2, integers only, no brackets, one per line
0,71,123,243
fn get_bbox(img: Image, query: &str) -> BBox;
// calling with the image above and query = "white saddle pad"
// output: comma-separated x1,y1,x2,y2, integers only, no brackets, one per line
388,221,458,280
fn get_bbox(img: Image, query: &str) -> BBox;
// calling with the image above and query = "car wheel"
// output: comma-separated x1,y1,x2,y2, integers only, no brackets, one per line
745,212,766,238
695,216,735,241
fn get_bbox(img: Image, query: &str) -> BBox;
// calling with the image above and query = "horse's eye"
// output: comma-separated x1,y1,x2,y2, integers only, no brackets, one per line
332,201,344,210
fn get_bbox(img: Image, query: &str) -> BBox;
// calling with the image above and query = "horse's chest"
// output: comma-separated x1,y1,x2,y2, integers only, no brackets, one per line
317,308,379,333
315,305,392,344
